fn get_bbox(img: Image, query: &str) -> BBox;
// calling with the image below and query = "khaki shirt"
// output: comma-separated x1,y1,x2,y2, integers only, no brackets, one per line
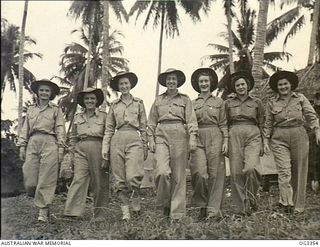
263,92,320,139
18,102,66,147
225,95,264,128
193,94,228,139
102,94,148,154
69,109,107,153
147,90,198,142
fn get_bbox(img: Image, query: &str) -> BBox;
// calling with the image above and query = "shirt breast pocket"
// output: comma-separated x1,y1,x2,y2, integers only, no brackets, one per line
94,118,106,133
171,101,185,118
127,109,139,125
157,103,169,116
206,104,220,118
244,102,257,118
228,104,241,117
74,118,86,135
194,104,203,120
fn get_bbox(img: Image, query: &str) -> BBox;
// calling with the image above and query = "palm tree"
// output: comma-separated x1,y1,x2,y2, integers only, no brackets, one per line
202,7,291,98
224,0,236,74
68,0,127,99
1,18,42,106
129,0,211,96
18,0,29,136
307,0,319,65
251,0,270,97
203,7,291,74
57,28,129,122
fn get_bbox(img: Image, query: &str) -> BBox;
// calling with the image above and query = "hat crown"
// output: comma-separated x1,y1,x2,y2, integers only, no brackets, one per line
164,68,177,73
115,71,129,76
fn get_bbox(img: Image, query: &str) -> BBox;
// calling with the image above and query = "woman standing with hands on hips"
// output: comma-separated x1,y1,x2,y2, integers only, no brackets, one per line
225,71,264,215
147,68,198,220
263,71,320,214
64,87,109,221
189,68,228,220
18,79,66,222
102,71,148,221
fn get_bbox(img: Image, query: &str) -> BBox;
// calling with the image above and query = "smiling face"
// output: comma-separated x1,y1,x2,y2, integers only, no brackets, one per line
277,78,292,96
83,93,97,110
37,85,52,101
198,74,211,93
118,77,131,95
165,73,178,90
234,78,248,96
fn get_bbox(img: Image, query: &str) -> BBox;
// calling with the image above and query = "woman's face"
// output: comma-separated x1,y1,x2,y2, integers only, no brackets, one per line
118,77,131,94
83,93,97,110
38,85,52,101
277,78,291,96
198,75,211,93
166,73,178,90
234,78,248,96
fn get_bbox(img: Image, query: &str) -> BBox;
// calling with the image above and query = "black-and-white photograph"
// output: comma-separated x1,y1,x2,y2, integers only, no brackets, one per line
1,0,320,242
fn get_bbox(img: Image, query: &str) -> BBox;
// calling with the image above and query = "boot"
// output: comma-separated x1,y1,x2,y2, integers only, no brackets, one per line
199,207,207,220
38,208,49,222
121,205,130,220
163,207,170,217
131,197,141,214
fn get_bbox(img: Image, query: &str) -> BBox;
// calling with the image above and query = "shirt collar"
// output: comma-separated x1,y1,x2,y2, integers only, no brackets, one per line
275,92,298,101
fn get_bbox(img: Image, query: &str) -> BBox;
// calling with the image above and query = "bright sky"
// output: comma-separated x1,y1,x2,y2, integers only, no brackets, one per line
1,0,313,120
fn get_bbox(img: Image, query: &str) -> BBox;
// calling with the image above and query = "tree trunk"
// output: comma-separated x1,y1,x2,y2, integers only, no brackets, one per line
18,0,28,136
155,4,165,97
83,18,93,90
251,0,269,98
307,0,320,65
226,4,235,74
101,0,110,112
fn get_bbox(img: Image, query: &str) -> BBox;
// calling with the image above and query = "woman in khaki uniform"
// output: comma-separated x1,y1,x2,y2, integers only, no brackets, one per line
264,71,320,214
225,71,264,215
190,68,228,219
18,79,66,222
102,71,148,220
148,68,198,220
64,88,108,221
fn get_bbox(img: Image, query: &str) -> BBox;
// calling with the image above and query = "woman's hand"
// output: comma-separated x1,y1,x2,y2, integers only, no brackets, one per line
149,139,156,153
263,140,271,155
222,140,228,156
144,147,148,161
19,147,26,161
102,152,109,161
58,148,64,163
315,128,320,145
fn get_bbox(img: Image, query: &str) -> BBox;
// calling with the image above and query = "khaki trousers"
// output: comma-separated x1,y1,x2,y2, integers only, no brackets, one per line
154,123,188,219
190,126,225,214
64,139,108,217
229,125,261,212
23,134,59,209
110,130,144,205
271,126,309,212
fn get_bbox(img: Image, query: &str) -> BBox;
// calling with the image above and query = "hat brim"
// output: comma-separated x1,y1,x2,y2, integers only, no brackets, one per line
31,80,60,100
110,72,138,92
269,71,299,92
77,88,104,108
191,68,218,93
227,71,255,93
158,70,186,88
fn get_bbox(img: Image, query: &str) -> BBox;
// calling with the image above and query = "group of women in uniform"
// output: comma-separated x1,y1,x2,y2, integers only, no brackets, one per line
18,67,320,223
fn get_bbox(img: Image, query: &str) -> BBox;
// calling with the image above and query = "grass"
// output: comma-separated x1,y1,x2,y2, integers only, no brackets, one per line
1,183,320,240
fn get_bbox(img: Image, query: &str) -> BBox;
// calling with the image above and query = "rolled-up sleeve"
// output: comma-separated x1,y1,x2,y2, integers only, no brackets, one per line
218,101,228,140
301,94,320,130
185,97,198,141
102,106,116,157
138,100,148,150
263,101,274,139
147,101,158,143
18,114,29,147
55,108,66,147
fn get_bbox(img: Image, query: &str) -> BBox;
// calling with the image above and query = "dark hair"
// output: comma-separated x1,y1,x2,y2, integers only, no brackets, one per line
197,71,214,83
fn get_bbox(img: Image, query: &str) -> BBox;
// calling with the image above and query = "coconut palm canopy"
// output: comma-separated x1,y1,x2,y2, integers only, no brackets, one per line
202,6,292,97
56,28,129,121
1,18,42,104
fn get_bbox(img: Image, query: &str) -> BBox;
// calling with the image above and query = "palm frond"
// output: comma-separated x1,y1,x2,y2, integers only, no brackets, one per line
283,15,305,48
207,43,230,53
266,6,300,46
263,51,292,62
